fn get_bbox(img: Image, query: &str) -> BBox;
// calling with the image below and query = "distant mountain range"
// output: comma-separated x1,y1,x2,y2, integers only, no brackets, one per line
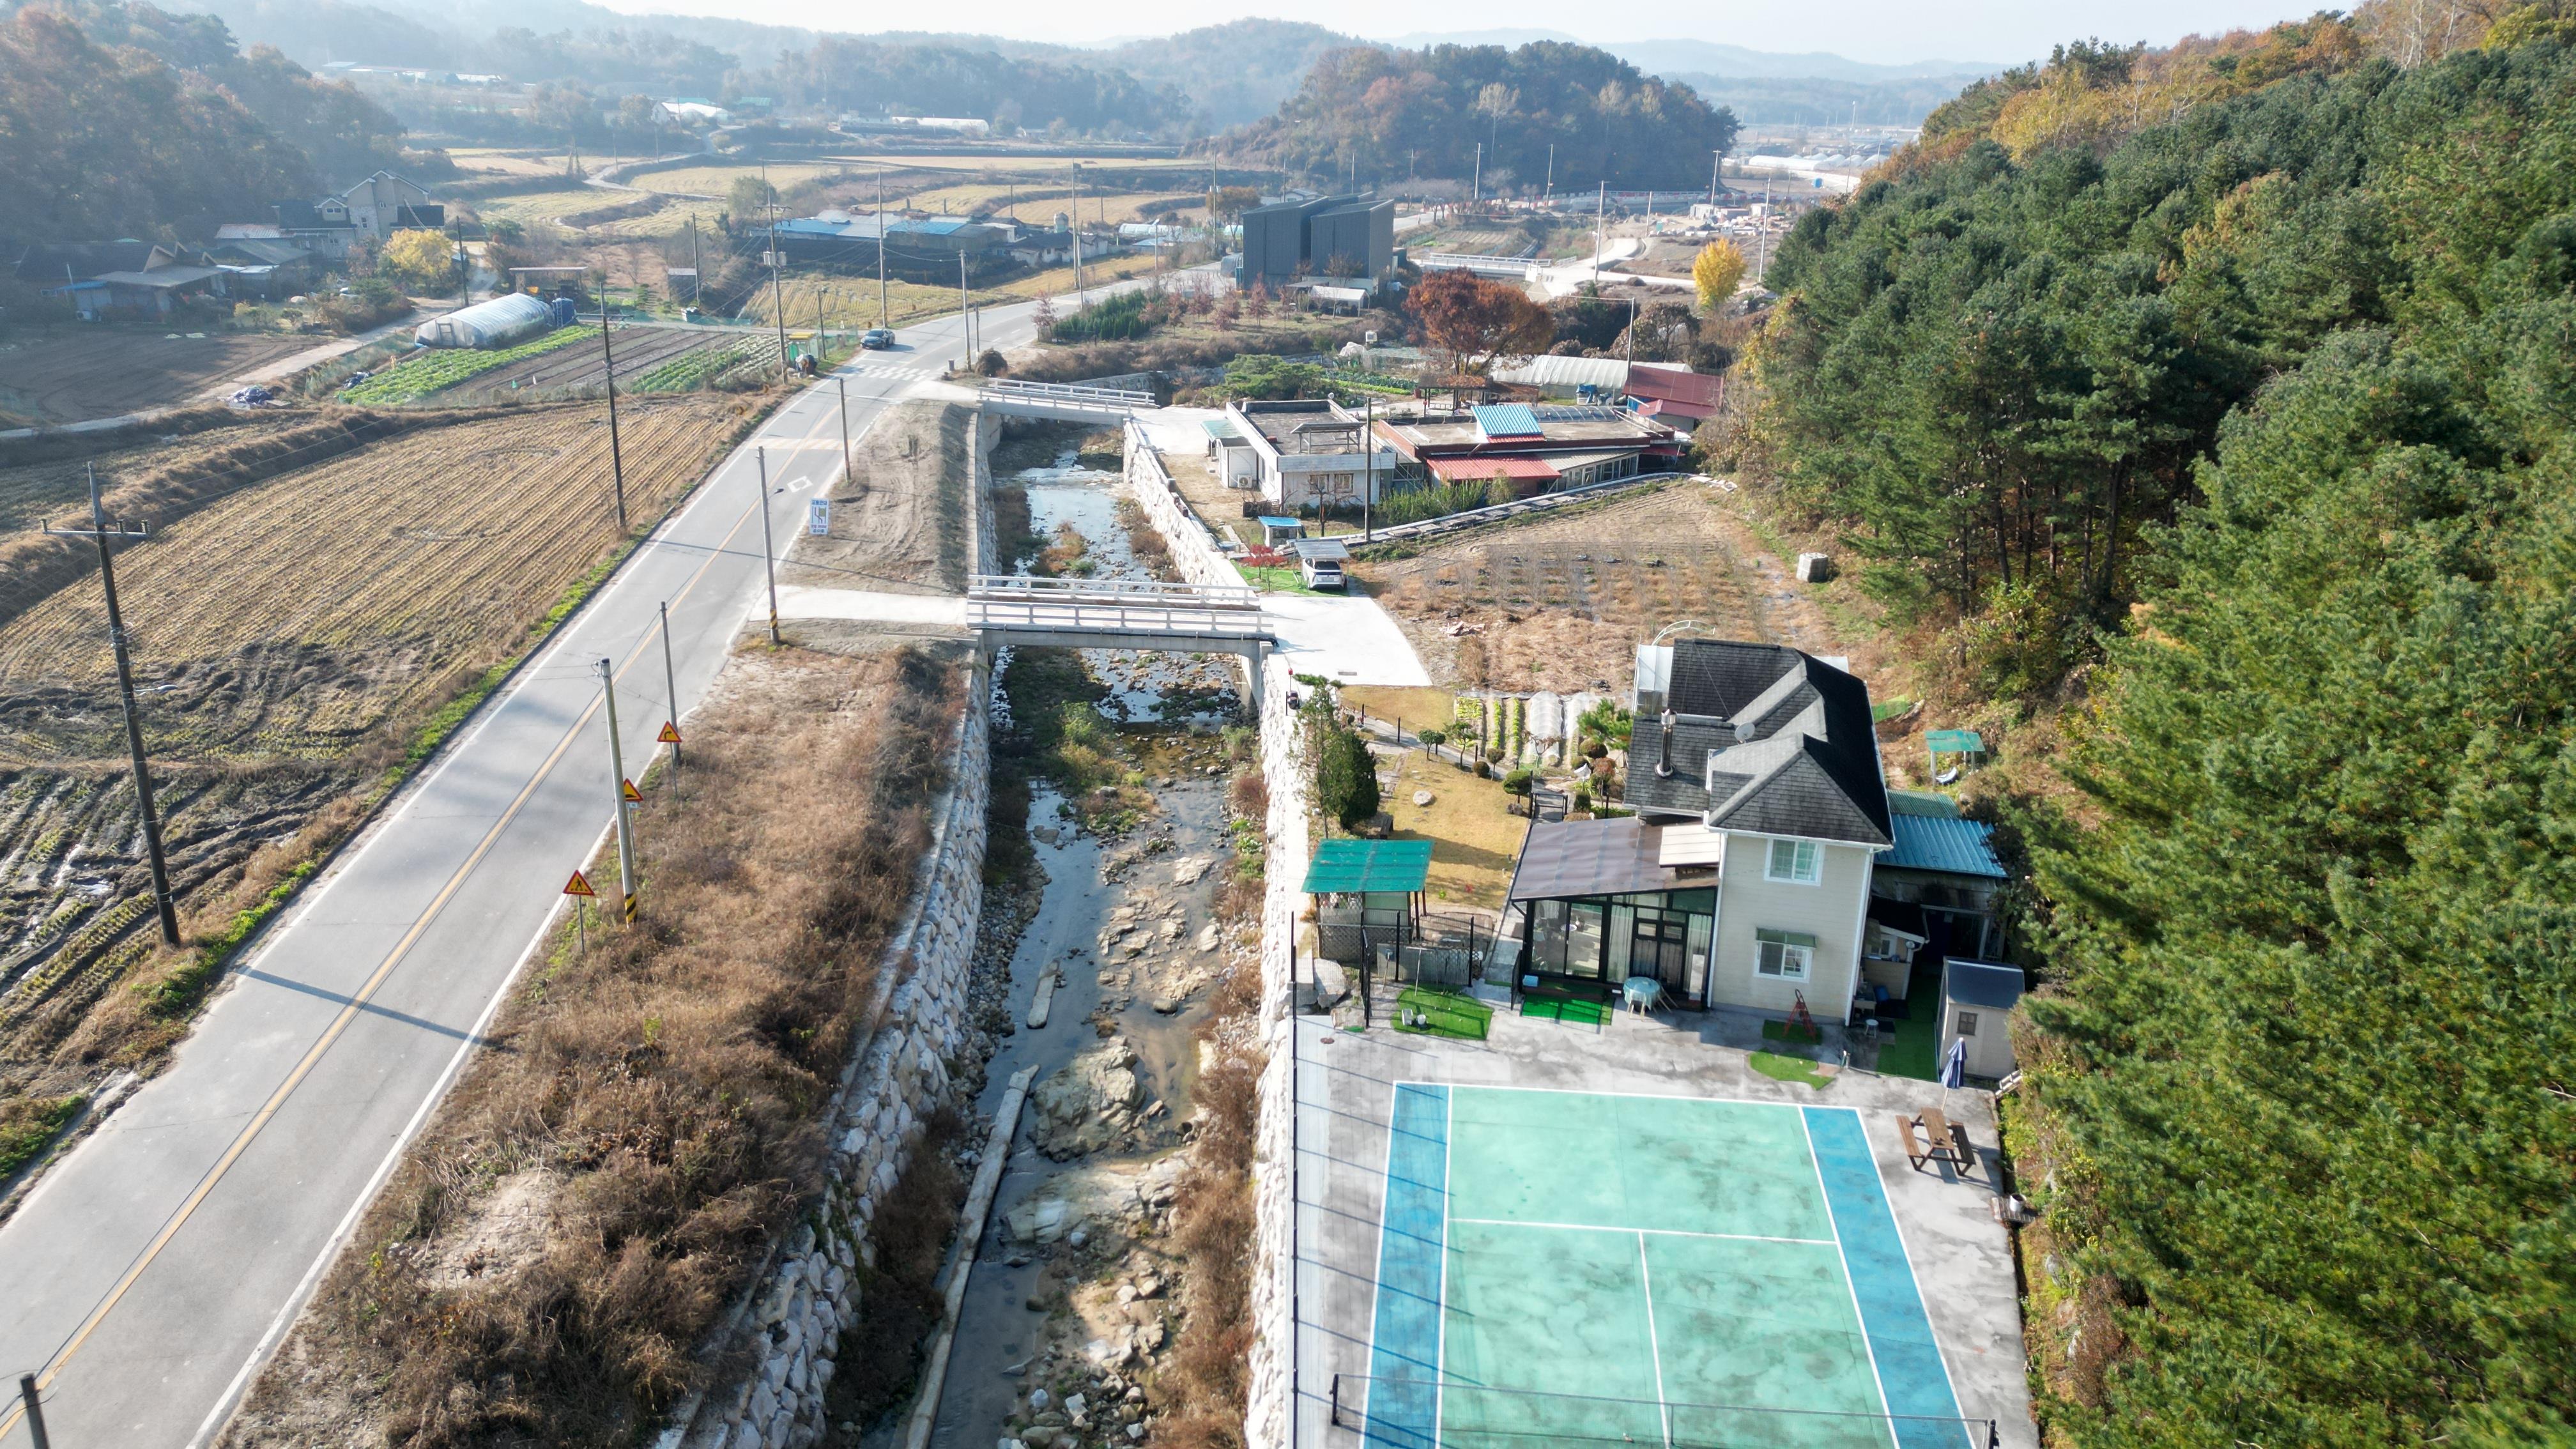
174,0,1998,132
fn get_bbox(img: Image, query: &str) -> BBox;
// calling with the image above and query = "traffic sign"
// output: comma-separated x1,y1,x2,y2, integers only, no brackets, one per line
562,870,597,898
808,497,831,535
622,778,642,802
658,722,682,744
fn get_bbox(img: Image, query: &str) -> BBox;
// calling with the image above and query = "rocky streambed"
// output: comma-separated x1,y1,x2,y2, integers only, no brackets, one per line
919,446,1257,1449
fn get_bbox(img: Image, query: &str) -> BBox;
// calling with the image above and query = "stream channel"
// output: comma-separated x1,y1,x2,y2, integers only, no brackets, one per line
923,446,1248,1449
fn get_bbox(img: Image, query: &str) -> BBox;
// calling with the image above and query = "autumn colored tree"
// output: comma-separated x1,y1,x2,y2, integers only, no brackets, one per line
378,229,457,294
1691,240,1747,310
1204,185,1262,219
1407,269,1553,377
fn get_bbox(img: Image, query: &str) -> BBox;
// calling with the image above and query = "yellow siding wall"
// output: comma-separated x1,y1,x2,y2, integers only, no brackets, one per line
1709,834,1871,1016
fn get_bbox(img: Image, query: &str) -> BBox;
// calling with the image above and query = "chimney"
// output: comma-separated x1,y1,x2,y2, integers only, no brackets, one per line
1656,708,1675,778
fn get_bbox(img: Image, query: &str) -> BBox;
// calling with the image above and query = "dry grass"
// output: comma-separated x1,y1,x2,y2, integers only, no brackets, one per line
0,397,762,1209
1155,960,1264,1449
222,643,963,1448
1376,749,1529,912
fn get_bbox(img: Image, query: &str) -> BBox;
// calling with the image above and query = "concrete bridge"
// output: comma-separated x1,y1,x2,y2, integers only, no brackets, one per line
976,379,1154,423
966,575,1276,707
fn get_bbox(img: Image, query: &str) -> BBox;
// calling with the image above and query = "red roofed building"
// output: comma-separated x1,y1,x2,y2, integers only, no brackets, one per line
1621,363,1725,423
1375,403,1685,498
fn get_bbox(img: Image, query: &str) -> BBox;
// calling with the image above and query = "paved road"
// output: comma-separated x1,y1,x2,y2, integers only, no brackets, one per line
0,296,1048,1449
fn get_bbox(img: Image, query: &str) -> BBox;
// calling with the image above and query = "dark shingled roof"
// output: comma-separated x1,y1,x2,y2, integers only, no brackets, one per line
1621,640,1891,847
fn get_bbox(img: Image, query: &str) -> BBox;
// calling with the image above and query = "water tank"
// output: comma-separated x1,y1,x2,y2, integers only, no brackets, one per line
551,296,579,329
413,292,555,349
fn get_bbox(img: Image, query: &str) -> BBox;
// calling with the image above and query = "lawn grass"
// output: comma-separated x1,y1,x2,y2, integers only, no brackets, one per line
1339,686,1458,738
1393,985,1492,1041
1749,1050,1834,1089
1378,747,1529,911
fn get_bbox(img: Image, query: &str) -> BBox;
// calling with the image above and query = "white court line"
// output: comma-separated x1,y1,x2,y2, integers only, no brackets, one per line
1449,1217,1835,1246
1637,1231,1675,1449
1418,1078,1809,1108
1800,1108,1901,1449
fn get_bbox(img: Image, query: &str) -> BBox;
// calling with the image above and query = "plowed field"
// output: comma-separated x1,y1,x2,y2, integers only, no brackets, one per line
0,394,755,1124
0,330,321,428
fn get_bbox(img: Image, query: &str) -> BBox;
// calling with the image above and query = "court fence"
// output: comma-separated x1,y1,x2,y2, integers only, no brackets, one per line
1328,1374,2001,1449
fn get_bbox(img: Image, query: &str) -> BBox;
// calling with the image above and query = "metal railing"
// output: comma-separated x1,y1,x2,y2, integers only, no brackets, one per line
983,377,1153,409
1415,252,1542,278
964,597,1271,638
967,574,1257,610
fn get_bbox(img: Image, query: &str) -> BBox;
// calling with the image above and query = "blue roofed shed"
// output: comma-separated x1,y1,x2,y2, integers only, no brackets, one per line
1870,801,2007,959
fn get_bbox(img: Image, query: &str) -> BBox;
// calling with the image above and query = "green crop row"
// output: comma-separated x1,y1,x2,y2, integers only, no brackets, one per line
340,325,598,404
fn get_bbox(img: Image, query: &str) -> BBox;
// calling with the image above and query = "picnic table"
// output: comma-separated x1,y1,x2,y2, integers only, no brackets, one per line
1894,1108,1978,1176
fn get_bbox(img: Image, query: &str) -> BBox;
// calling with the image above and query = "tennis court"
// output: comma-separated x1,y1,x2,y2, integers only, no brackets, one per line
1353,1085,1982,1449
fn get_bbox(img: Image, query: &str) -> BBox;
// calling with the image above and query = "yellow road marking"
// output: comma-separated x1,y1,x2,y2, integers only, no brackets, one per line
4,392,848,1427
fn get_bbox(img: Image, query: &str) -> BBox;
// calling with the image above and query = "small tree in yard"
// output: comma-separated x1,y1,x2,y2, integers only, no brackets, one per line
1693,240,1748,312
1307,701,1381,831
1408,269,1552,379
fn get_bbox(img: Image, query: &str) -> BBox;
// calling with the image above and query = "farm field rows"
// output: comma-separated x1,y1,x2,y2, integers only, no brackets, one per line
340,326,599,404
1358,480,1779,693
439,324,784,400
0,394,754,1140
0,330,324,428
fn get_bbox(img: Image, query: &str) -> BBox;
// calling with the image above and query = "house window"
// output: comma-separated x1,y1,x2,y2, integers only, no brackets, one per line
1956,1011,1980,1038
1755,929,1815,981
1765,838,1822,884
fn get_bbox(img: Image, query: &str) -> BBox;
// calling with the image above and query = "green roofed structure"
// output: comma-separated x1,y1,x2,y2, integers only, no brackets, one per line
1304,839,1432,965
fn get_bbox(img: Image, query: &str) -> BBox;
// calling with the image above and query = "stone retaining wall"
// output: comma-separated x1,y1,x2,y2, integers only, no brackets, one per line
1121,417,1241,592
1243,654,1310,1448
659,411,999,1449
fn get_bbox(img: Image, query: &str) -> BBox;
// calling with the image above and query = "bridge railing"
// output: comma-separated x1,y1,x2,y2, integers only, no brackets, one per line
967,573,1259,610
983,378,1154,410
964,597,1271,638
1415,252,1540,277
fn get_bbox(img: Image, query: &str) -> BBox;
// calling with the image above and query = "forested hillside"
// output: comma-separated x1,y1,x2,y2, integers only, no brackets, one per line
0,3,410,241
1744,8,2576,1444
1218,40,1739,190
760,38,1183,137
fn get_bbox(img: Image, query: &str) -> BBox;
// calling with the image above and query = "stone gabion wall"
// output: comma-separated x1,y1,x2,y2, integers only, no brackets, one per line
660,411,1002,1449
1243,655,1310,1448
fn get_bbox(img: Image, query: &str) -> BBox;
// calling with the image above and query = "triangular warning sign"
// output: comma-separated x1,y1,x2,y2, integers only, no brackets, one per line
622,778,643,802
658,722,682,744
563,870,597,897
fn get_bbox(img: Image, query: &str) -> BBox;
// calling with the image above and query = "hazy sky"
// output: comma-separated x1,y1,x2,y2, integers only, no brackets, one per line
600,0,2327,67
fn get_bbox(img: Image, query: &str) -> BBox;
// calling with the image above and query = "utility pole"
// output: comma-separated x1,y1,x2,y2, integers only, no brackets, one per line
1710,150,1723,207
1595,180,1606,280
1759,175,1773,284
45,466,179,946
597,282,628,530
597,657,637,924
689,215,702,307
19,1374,49,1449
1625,296,1637,367
875,165,889,325
1545,142,1554,204
755,447,780,643
1472,142,1482,205
1071,163,1089,310
763,160,790,380
836,374,852,487
658,599,681,769
1361,393,1374,544
958,250,972,370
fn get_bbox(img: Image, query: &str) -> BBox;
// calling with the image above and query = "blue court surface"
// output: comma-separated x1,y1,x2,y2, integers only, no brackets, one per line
1354,1085,1982,1449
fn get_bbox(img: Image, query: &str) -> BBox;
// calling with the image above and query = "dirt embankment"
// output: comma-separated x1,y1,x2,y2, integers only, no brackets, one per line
0,395,763,1185
1357,478,1873,693
220,644,967,1449
780,398,973,602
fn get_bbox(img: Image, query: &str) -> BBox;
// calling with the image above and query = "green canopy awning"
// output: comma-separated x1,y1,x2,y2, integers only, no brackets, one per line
1301,838,1433,894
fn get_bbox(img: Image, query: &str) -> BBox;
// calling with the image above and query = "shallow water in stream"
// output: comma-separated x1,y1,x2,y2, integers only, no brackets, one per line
911,452,1247,1449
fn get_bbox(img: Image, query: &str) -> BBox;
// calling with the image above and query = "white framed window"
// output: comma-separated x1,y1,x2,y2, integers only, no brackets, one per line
1765,838,1822,884
1956,1011,1981,1038
1756,928,1816,981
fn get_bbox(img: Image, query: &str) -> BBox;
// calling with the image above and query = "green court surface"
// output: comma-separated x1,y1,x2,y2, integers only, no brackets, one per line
1359,1086,1976,1449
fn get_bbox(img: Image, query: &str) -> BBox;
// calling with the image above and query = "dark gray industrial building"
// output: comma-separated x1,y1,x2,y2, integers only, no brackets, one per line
1239,194,1395,291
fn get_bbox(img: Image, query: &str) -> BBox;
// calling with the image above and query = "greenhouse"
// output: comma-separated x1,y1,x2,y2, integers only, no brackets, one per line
414,293,555,349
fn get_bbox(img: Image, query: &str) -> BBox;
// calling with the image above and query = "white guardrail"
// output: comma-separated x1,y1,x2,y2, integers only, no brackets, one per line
1414,252,1540,278
983,378,1154,410
967,574,1260,611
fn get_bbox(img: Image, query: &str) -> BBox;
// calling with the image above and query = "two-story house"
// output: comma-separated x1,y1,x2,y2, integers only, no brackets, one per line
1501,638,1893,1022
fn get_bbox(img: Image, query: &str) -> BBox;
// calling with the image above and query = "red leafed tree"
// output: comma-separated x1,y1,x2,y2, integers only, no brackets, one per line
1407,270,1554,379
